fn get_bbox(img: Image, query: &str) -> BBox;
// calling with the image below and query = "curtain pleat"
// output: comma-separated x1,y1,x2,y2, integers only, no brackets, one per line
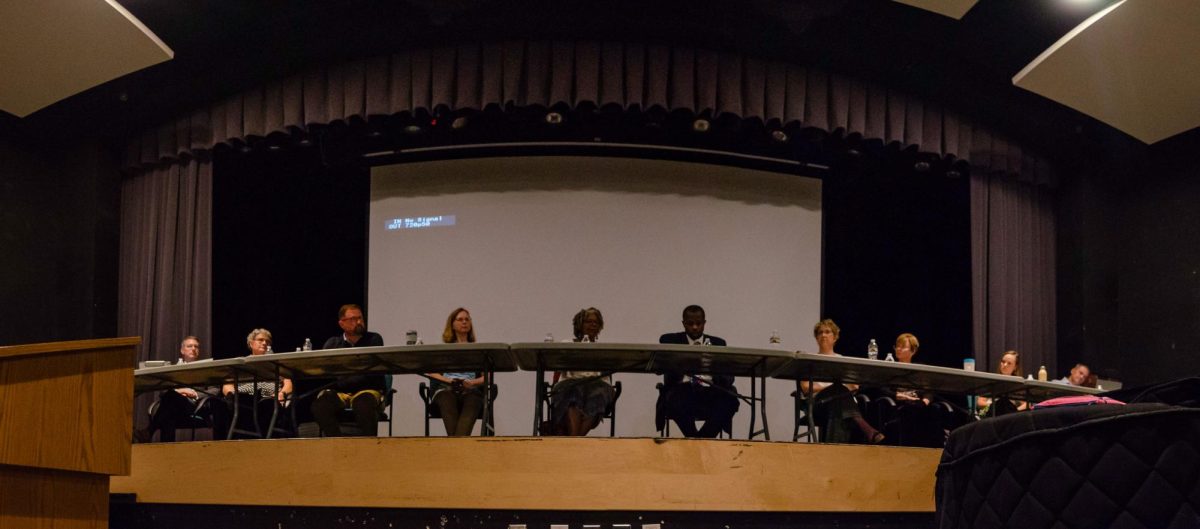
846,77,867,135
524,41,548,107
743,57,766,121
243,87,264,138
670,47,695,112
830,74,850,132
456,44,482,110
716,52,741,117
599,42,625,107
805,69,828,128
430,48,455,111
549,41,573,107
412,49,434,112
764,61,788,124
784,65,806,125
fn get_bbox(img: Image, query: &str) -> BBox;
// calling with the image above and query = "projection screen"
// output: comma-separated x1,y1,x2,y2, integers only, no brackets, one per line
369,155,822,437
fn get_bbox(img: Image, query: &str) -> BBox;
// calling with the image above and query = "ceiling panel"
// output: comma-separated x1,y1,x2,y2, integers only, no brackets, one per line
892,0,979,20
0,0,173,117
1013,0,1200,144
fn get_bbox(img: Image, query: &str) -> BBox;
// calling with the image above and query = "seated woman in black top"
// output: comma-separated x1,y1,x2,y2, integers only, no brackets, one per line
800,319,885,443
881,332,960,447
550,307,616,436
425,307,486,436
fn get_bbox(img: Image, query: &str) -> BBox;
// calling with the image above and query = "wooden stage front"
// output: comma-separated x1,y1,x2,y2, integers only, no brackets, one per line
111,437,939,514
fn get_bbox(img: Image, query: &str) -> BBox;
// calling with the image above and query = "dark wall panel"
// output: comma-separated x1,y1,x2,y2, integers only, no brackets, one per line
1115,137,1200,386
1057,131,1200,388
0,135,120,346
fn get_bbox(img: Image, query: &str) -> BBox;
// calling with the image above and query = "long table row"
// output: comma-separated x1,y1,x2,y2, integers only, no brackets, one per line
134,342,1100,440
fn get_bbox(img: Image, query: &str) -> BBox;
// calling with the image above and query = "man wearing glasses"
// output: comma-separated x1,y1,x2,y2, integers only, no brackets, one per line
310,304,387,436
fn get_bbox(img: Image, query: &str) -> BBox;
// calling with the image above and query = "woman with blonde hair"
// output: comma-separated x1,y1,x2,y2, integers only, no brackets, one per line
800,319,885,443
425,308,486,436
881,332,947,447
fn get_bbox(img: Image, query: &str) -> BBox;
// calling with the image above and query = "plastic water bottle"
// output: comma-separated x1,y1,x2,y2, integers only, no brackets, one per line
544,333,554,342
769,330,782,346
884,351,895,362
1037,365,1048,381
581,334,591,343
867,339,878,360
302,338,312,351
266,345,274,354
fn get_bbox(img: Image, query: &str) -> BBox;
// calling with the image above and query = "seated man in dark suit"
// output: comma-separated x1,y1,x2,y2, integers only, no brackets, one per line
137,336,229,442
657,305,739,438
310,304,387,437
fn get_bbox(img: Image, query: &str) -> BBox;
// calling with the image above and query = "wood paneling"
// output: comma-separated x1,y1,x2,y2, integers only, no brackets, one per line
0,465,109,529
0,337,140,360
0,337,138,529
112,437,940,512
0,338,137,475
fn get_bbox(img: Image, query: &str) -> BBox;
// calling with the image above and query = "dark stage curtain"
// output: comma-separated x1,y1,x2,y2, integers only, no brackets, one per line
118,39,1056,368
970,153,1057,377
118,157,212,362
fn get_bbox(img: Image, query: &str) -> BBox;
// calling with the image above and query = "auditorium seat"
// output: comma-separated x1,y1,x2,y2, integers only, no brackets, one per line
936,402,1200,529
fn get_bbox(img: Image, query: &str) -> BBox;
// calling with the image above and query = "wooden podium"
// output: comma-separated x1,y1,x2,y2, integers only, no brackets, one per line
0,337,139,529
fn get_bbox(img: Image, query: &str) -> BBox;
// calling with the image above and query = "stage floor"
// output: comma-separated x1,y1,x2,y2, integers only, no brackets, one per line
110,437,938,513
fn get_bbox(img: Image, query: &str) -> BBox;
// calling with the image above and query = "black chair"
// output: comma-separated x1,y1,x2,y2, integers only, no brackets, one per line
418,381,498,436
146,395,214,442
792,383,874,443
655,382,728,438
226,391,296,440
791,387,814,442
540,378,622,436
299,374,398,437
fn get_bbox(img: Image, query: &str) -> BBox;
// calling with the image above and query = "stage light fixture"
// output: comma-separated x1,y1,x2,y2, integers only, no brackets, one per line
545,112,564,125
692,119,710,133
946,160,969,178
